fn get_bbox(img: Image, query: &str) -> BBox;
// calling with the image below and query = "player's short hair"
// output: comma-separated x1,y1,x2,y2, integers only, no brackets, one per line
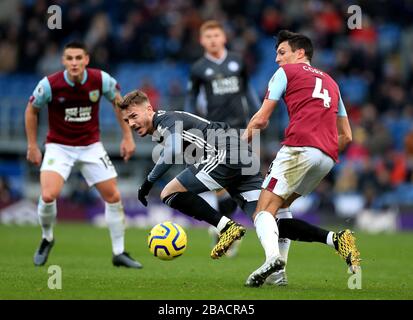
276,30,313,62
200,20,224,35
63,41,88,54
119,90,149,110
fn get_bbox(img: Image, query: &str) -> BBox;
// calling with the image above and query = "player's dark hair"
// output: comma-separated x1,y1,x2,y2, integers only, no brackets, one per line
119,90,149,110
276,30,313,62
63,41,88,54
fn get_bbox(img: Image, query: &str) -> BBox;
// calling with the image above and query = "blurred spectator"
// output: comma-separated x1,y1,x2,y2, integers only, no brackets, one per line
140,78,160,110
0,177,12,209
36,43,61,75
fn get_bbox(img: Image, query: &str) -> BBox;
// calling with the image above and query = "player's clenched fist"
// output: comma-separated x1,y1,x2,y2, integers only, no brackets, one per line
27,145,42,166
120,137,136,162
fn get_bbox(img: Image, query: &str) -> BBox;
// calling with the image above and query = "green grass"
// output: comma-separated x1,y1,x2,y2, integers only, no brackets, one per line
0,223,412,299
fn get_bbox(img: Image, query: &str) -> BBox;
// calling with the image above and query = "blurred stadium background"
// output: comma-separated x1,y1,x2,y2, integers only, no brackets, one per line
1,0,413,233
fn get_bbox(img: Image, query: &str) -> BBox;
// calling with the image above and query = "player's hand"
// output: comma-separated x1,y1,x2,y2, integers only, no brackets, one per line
26,145,42,166
120,137,136,162
138,179,153,207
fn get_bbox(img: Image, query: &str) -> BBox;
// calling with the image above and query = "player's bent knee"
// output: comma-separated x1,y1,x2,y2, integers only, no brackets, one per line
160,187,176,202
41,191,58,203
102,190,121,203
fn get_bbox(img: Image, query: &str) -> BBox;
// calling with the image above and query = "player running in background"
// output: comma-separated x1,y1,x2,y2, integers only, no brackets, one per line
185,20,260,256
25,41,142,268
120,90,360,282
242,30,361,287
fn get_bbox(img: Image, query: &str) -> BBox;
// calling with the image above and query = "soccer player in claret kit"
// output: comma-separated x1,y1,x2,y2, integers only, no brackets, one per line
185,20,261,256
120,90,361,286
25,41,142,268
243,30,361,286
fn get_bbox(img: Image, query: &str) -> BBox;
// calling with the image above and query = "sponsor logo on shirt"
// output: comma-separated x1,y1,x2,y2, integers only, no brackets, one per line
64,106,92,122
212,76,240,95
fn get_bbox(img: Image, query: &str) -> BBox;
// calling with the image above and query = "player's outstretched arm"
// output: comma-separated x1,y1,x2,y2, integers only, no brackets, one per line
112,92,136,162
137,142,174,207
25,101,42,166
337,116,352,153
242,99,277,143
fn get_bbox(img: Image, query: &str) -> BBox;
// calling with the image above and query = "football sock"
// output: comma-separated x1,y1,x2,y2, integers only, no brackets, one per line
199,191,218,210
38,197,57,242
276,208,292,264
199,192,220,238
216,216,231,233
105,201,125,255
218,195,238,217
278,218,330,244
163,192,223,227
254,211,280,262
326,231,336,248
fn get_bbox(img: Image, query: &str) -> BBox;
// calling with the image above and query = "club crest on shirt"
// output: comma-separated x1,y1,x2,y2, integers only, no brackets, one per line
205,68,214,76
89,90,100,102
228,61,239,72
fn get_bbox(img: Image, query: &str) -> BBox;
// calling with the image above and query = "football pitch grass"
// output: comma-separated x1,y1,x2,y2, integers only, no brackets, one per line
1,223,412,300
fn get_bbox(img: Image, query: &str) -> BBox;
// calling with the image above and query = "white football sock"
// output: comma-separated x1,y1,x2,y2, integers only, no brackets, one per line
254,211,280,262
105,201,125,255
38,197,57,242
217,216,231,233
277,208,292,265
326,231,335,248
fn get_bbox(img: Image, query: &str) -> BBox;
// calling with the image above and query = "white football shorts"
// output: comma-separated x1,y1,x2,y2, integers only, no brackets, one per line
40,142,117,186
262,146,334,200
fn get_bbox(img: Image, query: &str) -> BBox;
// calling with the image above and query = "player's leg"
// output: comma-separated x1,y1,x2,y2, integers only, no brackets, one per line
81,142,141,269
243,189,286,287
202,190,241,258
34,143,74,266
245,146,317,286
161,177,224,227
198,191,220,252
216,189,238,217
161,167,246,258
38,171,65,241
291,148,360,272
33,171,65,266
212,189,241,258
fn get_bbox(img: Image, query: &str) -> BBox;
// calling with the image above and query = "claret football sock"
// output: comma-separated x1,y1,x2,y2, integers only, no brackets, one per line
163,191,223,227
